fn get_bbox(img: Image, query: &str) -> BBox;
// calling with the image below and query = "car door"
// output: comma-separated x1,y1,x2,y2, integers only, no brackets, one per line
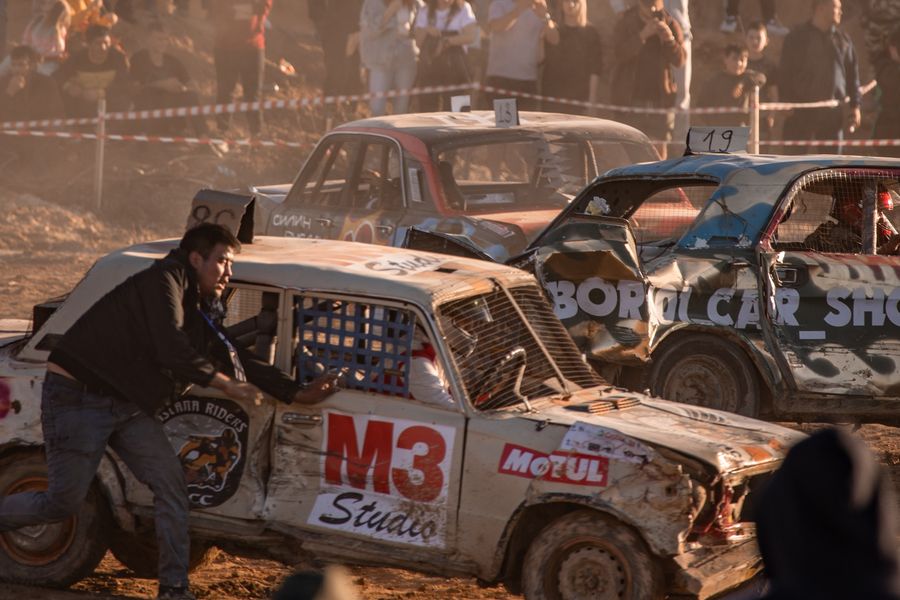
758,167,900,398
262,291,466,563
267,135,359,239
339,135,407,246
125,284,284,518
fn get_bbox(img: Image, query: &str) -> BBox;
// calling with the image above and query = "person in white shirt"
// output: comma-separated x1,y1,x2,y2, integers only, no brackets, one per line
413,0,480,111
360,0,423,116
408,326,455,408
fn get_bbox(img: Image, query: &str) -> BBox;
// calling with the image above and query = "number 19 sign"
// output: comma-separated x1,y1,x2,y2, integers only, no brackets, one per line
686,126,749,154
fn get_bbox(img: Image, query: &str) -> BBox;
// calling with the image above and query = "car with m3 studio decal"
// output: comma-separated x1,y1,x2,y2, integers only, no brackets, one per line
409,151,900,424
0,234,801,599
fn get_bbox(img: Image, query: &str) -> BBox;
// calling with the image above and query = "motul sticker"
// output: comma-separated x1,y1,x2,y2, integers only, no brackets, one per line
158,397,249,508
498,443,608,487
308,411,455,548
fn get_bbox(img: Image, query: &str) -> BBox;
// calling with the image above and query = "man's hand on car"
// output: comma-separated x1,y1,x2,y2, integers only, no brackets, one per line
212,373,265,405
225,380,265,405
292,372,344,405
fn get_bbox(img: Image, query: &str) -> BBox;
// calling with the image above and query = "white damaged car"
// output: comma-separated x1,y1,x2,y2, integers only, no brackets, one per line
0,236,802,599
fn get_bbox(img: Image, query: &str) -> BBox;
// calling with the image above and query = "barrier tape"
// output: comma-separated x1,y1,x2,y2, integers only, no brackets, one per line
0,128,307,148
6,127,900,150
0,83,475,130
0,79,879,131
760,138,900,148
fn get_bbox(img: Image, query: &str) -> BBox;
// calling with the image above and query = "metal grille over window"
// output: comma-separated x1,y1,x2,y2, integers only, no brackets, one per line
223,288,280,363
437,286,602,410
775,168,900,255
293,296,414,396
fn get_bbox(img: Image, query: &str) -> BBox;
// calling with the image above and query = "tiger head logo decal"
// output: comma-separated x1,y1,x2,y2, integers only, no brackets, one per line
158,397,250,508
178,427,242,492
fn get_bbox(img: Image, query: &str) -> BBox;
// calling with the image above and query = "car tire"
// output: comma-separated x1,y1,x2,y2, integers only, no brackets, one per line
109,529,218,578
649,333,760,417
0,452,111,587
521,510,664,600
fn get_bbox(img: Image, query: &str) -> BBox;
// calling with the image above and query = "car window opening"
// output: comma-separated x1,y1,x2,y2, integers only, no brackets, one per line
223,288,281,365
773,169,900,255
437,286,603,411
433,136,655,214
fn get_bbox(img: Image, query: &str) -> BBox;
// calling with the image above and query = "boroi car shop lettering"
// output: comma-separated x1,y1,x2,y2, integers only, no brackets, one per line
545,277,900,331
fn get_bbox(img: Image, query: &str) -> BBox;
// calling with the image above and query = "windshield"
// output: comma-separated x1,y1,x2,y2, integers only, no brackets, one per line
434,135,656,214
437,285,603,410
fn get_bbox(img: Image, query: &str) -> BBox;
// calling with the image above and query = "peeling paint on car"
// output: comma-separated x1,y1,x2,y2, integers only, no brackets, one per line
0,237,805,598
528,155,900,423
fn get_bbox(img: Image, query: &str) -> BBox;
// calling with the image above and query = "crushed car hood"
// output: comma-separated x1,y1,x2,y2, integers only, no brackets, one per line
528,392,804,473
471,209,561,241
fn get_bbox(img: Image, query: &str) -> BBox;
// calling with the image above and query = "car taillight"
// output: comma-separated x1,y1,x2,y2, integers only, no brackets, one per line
879,190,894,212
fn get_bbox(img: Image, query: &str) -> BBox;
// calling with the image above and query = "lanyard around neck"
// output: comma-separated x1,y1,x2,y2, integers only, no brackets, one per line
198,309,247,382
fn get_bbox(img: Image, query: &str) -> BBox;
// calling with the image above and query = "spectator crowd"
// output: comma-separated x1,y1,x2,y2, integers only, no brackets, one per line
0,0,898,157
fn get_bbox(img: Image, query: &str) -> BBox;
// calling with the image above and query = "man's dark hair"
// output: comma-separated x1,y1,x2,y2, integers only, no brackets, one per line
746,20,767,34
180,223,240,258
10,45,40,63
724,43,749,58
85,24,112,42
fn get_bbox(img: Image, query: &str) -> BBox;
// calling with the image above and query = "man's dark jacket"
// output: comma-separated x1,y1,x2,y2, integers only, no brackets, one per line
50,249,298,415
611,7,686,107
778,21,861,108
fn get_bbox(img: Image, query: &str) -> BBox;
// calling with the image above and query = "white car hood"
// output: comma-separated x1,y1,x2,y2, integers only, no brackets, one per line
529,393,804,473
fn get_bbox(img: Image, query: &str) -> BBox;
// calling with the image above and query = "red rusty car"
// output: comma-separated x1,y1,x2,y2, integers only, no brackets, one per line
248,111,658,262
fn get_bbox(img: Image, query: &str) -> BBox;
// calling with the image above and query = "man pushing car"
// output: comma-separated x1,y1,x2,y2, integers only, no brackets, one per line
0,223,341,600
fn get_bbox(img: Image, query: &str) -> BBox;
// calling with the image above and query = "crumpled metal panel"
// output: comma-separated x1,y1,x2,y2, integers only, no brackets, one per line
533,218,650,363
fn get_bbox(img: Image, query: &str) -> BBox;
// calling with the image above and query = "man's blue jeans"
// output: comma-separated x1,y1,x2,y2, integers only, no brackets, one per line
0,373,191,588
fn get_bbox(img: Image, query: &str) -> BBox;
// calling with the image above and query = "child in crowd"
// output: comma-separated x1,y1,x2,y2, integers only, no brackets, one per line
698,43,765,126
745,20,777,133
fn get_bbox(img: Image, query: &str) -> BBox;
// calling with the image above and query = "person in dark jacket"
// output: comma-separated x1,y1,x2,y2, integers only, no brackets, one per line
0,224,341,600
55,23,131,118
610,0,685,159
0,44,64,122
755,428,900,600
698,43,765,127
778,0,860,154
540,0,603,116
874,27,900,149
212,0,272,135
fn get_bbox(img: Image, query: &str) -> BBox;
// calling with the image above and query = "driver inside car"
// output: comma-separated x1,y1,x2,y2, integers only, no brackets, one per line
408,325,454,409
440,297,519,408
803,183,900,255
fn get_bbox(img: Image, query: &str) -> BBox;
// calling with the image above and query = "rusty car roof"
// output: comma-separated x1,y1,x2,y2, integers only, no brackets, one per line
333,111,653,145
119,237,530,302
602,152,900,182
593,153,900,251
18,237,534,361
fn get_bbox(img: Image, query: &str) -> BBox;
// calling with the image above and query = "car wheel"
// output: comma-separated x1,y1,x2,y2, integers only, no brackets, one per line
109,529,217,578
521,510,663,600
649,333,760,417
0,452,111,587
